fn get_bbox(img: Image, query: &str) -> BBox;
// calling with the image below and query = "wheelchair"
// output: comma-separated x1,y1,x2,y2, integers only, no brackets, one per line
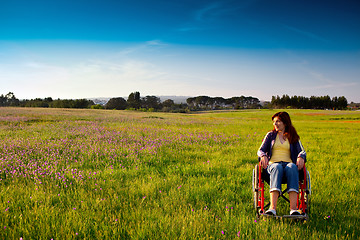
252,161,311,220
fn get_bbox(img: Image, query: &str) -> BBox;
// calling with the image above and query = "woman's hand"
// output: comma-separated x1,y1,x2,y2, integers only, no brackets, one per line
296,157,305,170
260,155,269,169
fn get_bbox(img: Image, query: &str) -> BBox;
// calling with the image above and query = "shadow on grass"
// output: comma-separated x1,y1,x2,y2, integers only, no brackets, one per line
300,200,360,238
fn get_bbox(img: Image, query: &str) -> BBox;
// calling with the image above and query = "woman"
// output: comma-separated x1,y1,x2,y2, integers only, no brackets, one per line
257,111,306,216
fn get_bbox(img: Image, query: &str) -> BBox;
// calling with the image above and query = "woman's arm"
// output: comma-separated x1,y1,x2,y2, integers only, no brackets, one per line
296,157,305,170
257,132,273,168
294,139,306,169
257,132,272,158
260,155,269,169
296,140,306,162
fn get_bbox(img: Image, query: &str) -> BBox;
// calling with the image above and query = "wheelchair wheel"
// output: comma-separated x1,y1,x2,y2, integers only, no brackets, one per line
252,164,259,210
304,170,311,214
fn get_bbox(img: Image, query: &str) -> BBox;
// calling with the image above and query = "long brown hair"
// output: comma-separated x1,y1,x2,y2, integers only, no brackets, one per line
272,111,299,144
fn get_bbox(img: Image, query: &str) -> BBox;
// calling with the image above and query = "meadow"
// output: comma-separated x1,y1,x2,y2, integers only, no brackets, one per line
0,107,359,239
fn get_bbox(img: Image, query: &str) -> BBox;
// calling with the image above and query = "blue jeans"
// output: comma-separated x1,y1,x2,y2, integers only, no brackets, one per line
267,162,299,194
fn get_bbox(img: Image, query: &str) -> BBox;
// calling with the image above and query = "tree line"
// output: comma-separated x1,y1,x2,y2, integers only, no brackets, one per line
0,92,187,112
186,96,260,110
270,95,348,110
1,93,94,109
0,92,352,111
104,92,188,113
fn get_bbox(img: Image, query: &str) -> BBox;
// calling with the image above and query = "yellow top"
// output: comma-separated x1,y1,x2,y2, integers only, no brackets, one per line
269,134,292,164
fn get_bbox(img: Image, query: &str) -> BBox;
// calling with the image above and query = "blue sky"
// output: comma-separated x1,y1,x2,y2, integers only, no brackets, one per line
1,0,360,102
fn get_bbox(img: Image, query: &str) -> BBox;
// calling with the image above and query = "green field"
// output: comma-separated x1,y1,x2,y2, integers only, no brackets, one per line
0,107,359,239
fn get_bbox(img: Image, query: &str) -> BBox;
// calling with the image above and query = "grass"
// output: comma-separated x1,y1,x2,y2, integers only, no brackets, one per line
0,107,359,239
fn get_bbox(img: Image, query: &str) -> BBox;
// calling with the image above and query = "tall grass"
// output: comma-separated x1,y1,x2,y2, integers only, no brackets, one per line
0,107,359,239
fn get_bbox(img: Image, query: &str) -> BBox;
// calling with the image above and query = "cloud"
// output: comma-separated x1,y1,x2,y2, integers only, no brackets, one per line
195,0,257,22
308,70,358,89
116,40,168,56
174,2,232,33
195,2,222,21
74,58,167,83
176,27,201,32
282,24,330,43
176,0,256,33
145,40,167,46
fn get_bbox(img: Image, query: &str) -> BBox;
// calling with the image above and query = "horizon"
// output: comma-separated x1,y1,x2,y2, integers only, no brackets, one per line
1,0,360,102
12,93,357,105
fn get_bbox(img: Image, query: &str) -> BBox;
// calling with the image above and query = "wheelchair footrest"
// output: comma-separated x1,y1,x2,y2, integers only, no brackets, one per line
259,213,308,221
282,214,308,220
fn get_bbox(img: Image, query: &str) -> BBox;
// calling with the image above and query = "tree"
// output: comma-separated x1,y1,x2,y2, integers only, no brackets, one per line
246,96,260,108
195,96,211,109
91,104,104,109
73,99,94,108
333,96,348,110
186,97,196,110
0,94,6,106
227,96,260,109
338,96,348,110
48,99,94,109
141,96,161,110
127,92,141,109
213,97,226,109
270,95,348,109
24,98,49,108
2,92,20,106
162,99,175,108
105,97,127,110
162,99,176,112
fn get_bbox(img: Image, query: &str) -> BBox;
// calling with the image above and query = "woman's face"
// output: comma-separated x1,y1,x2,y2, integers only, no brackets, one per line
273,117,285,132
